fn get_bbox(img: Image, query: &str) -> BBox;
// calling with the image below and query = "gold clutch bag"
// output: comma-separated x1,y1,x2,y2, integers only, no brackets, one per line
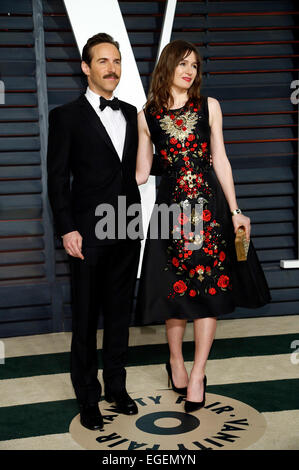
235,226,250,261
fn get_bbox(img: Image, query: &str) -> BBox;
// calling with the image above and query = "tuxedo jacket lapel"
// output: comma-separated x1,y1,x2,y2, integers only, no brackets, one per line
119,101,133,162
78,94,133,163
78,94,120,161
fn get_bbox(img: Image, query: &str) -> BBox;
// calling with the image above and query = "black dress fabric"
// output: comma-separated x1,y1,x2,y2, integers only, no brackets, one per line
135,96,271,325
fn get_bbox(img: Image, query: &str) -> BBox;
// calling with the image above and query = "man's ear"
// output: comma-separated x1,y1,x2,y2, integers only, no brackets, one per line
81,61,90,77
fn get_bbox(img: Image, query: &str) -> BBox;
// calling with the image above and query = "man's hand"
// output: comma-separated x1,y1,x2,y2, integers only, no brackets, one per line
62,231,84,259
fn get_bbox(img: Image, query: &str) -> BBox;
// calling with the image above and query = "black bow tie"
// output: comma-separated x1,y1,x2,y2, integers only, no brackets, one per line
99,96,120,111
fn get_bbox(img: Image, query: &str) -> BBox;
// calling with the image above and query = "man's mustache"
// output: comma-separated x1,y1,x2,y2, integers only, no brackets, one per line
103,74,119,79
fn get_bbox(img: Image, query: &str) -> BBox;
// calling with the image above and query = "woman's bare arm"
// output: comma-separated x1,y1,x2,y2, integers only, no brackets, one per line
209,97,251,240
135,110,154,185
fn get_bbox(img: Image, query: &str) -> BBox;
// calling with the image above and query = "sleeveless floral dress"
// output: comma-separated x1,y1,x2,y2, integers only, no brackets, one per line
135,95,271,324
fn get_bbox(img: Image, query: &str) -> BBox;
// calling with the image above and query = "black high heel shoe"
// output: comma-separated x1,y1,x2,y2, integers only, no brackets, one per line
184,375,207,413
166,361,187,395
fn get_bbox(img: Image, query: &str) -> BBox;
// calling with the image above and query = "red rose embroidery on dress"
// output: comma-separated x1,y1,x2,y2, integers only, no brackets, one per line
173,280,187,293
202,210,211,221
178,213,189,225
217,275,230,288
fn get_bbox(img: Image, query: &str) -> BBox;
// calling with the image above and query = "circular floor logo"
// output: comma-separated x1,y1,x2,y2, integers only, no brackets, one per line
69,390,266,450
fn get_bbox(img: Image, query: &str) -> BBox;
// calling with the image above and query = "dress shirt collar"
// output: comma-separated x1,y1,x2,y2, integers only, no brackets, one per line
85,86,116,109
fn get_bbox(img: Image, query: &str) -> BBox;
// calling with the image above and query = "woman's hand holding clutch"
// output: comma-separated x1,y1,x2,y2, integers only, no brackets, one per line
232,213,251,242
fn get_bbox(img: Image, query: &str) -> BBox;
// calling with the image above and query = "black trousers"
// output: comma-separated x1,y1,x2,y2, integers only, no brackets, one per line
68,239,141,405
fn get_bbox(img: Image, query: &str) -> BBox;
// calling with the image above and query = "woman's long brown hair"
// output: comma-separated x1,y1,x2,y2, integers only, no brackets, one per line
145,40,203,114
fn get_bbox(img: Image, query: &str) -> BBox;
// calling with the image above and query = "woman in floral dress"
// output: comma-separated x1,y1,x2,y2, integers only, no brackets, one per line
135,40,271,411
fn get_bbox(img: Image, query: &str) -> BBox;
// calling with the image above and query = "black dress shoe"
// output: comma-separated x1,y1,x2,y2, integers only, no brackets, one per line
104,389,138,415
79,403,103,430
184,375,207,413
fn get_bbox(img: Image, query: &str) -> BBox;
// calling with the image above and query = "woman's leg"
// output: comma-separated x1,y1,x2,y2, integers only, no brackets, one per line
166,318,189,388
187,317,217,401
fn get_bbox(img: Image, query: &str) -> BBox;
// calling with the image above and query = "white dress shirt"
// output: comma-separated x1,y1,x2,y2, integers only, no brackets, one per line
84,86,127,161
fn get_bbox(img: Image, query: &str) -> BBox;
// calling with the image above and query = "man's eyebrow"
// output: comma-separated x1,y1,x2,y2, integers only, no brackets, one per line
96,57,121,62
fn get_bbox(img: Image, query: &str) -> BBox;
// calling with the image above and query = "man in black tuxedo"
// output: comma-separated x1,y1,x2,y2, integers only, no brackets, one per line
47,33,142,430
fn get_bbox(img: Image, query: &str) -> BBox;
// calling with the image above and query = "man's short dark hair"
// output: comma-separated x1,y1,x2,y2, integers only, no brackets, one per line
82,33,121,66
